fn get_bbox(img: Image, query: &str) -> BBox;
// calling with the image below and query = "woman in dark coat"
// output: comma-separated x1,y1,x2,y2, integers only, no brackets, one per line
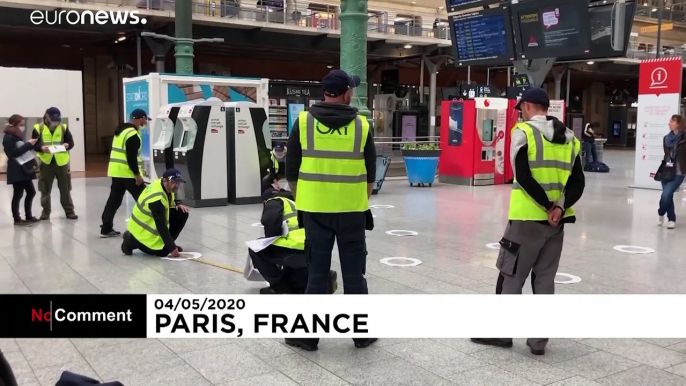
3,114,40,226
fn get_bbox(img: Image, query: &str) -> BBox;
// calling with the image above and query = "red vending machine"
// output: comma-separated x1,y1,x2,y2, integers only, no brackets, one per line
439,97,510,186
504,98,522,183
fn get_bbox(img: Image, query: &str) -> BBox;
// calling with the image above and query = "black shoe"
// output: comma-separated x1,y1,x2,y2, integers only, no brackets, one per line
328,270,338,294
527,342,545,356
66,213,78,220
470,338,513,348
13,219,31,227
260,287,277,295
25,216,40,224
285,339,318,351
100,227,122,238
40,213,50,221
121,231,133,256
354,338,378,348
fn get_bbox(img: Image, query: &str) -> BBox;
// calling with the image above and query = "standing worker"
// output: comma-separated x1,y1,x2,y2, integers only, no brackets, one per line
100,109,150,237
33,107,78,220
121,169,190,258
471,88,585,355
284,69,377,351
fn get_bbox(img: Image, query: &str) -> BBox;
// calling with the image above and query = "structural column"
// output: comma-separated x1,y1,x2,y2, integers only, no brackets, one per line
340,0,371,120
175,0,194,74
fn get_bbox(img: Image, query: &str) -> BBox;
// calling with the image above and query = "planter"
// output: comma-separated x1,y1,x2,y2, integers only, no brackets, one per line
402,149,441,187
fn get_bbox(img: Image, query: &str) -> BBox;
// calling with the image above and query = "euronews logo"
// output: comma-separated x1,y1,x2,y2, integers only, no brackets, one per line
30,10,147,25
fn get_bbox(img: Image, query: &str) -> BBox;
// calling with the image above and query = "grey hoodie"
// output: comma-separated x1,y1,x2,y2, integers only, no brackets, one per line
510,115,576,172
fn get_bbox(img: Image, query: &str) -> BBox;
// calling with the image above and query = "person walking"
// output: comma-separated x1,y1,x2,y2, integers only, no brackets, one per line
657,114,686,229
100,109,150,237
33,107,77,220
3,114,40,226
284,69,377,351
121,169,190,257
471,88,585,355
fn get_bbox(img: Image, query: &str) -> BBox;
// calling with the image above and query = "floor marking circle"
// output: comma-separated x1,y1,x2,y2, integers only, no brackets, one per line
385,230,418,237
555,273,582,284
486,243,500,250
370,205,395,209
380,257,422,267
162,252,203,261
373,214,377,218
613,245,655,254
251,223,264,227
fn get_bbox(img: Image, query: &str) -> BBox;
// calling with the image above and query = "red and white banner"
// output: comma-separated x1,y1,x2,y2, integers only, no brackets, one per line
634,57,683,189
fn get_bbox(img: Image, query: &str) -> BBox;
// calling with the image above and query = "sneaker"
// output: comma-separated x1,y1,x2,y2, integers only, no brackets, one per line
285,339,318,351
658,216,665,226
40,213,50,221
13,219,31,227
100,229,122,238
527,342,545,356
354,338,378,348
121,231,133,256
470,338,513,348
66,213,78,220
25,217,40,224
667,221,676,229
328,270,338,294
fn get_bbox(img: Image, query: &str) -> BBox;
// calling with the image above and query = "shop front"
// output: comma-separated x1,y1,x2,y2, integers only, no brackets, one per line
268,81,323,146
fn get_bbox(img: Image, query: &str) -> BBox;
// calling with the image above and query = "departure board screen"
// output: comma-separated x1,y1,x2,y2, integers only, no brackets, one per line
446,0,503,13
449,7,515,67
512,0,591,60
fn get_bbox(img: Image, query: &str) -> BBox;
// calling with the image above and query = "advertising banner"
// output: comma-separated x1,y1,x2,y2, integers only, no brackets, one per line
633,57,683,190
124,80,151,179
548,100,566,123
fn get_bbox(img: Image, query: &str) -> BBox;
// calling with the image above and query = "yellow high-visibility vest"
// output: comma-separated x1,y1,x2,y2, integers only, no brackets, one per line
269,196,305,250
271,152,280,175
295,111,369,213
128,179,175,250
509,122,580,221
108,126,142,178
34,123,69,166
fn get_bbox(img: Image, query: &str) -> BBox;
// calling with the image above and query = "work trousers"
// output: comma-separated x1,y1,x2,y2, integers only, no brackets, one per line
38,161,74,215
0,349,17,386
494,220,565,351
129,209,189,257
101,177,146,232
11,181,35,221
248,245,308,293
659,175,685,222
301,211,368,347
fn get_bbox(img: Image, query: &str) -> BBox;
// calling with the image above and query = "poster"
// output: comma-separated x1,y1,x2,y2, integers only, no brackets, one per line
548,100,565,123
401,115,417,142
167,84,257,104
449,103,464,146
288,104,305,135
124,80,150,179
633,57,683,190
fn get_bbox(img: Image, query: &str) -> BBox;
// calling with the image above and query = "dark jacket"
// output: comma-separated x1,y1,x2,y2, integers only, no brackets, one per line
148,181,177,252
582,123,595,143
261,190,295,238
3,125,38,184
286,102,376,184
32,122,75,165
114,123,142,176
56,371,123,386
513,116,585,225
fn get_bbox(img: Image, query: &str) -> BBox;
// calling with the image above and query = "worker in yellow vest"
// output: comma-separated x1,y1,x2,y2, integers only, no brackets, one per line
471,88,585,356
100,109,150,238
285,69,377,351
249,188,338,294
121,169,190,257
33,107,77,220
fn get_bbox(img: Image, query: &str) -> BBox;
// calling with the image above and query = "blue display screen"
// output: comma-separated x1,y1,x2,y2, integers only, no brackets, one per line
451,9,514,67
447,0,502,13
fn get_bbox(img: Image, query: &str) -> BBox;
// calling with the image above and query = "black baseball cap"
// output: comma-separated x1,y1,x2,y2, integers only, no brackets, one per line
261,188,278,202
322,70,361,97
131,109,151,120
162,169,186,183
274,143,285,151
46,107,61,122
514,88,550,111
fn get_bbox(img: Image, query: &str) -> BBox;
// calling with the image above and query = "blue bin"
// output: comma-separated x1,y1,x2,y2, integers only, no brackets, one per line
402,149,440,186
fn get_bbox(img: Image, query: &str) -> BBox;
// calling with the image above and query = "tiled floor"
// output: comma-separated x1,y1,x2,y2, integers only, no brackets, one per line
2,149,686,385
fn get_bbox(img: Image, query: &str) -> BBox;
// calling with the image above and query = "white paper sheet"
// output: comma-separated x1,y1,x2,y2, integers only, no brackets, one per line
48,145,67,153
14,141,36,165
245,221,290,252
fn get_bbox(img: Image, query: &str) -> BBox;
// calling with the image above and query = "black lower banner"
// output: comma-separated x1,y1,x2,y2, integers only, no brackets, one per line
0,295,147,338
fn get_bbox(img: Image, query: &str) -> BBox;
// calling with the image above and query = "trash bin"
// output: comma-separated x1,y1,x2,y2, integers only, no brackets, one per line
402,149,441,187
595,138,606,163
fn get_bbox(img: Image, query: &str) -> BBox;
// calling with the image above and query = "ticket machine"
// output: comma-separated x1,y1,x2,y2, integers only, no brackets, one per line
152,103,186,177
439,97,509,186
173,98,229,207
224,102,269,204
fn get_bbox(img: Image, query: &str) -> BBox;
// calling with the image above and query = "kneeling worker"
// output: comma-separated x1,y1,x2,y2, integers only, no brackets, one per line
121,169,190,257
251,188,337,294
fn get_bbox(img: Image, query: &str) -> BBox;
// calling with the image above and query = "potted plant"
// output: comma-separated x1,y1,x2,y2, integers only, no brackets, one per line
401,143,441,187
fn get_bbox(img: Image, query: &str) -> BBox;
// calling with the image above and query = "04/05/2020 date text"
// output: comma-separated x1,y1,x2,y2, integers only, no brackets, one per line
154,298,246,312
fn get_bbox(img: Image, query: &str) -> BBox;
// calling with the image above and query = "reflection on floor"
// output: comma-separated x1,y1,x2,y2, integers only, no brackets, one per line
2,150,686,386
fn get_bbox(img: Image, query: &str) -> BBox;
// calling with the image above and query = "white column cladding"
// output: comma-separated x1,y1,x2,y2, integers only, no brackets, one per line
419,16,436,38
240,0,259,21
384,11,396,34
